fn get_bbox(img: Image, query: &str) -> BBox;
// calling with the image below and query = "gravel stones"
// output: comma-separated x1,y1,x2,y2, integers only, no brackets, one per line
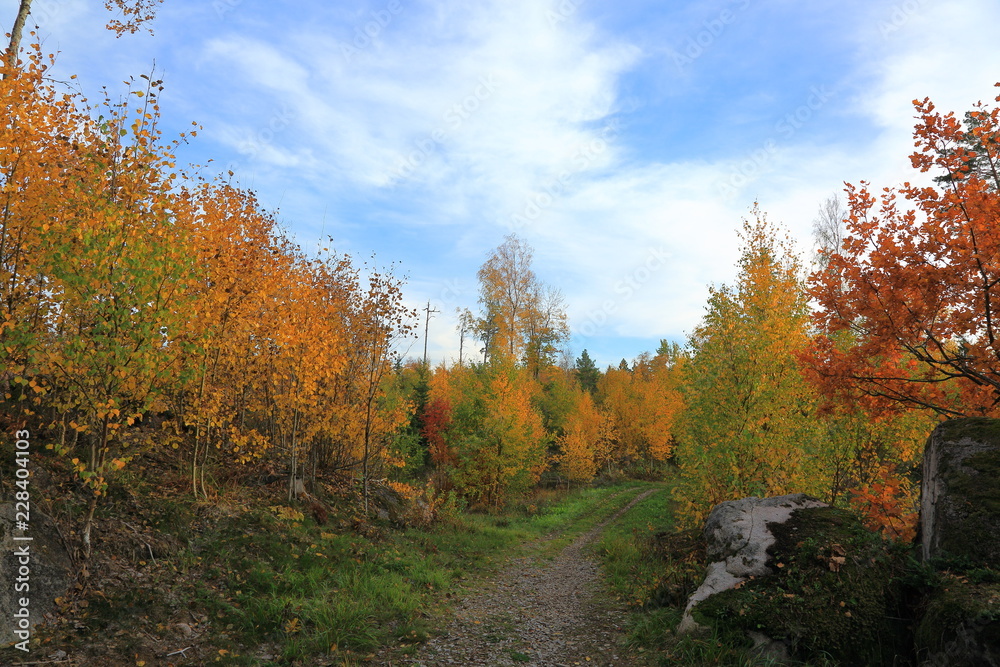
411,490,657,667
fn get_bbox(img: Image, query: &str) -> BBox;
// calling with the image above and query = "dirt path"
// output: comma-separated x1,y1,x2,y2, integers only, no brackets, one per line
410,489,659,667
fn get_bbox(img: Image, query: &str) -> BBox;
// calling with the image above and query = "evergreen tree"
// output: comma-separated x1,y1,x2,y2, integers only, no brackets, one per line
574,349,601,394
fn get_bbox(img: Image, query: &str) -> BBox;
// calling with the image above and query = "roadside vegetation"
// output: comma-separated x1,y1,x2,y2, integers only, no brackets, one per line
0,451,652,665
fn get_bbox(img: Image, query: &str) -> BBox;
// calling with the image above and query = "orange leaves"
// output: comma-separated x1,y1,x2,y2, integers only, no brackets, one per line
0,46,201,515
103,0,163,37
429,360,547,507
475,234,568,371
848,464,918,543
477,234,537,362
0,43,418,511
595,350,684,471
178,199,416,496
807,85,1000,417
556,390,602,483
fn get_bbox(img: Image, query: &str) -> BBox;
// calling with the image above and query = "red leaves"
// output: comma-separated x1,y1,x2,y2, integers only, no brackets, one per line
421,397,455,467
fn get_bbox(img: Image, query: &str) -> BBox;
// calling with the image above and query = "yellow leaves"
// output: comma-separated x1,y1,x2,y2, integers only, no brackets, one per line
387,480,418,501
557,389,601,483
432,360,547,505
675,206,824,526
269,506,305,522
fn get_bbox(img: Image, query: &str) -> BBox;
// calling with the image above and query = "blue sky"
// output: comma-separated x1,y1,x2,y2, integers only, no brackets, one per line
5,0,1000,369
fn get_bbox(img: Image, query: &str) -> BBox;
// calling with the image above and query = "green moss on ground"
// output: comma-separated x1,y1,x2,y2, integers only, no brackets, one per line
915,574,1000,658
693,506,910,666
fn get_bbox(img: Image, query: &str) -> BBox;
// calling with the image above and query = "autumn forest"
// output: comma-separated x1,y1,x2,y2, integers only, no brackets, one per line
5,4,1000,664
6,28,1000,553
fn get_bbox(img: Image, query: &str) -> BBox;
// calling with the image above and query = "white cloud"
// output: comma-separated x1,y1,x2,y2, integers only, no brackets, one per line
8,0,1000,367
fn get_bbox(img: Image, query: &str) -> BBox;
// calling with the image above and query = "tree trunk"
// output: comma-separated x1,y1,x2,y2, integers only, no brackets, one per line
5,0,32,71
81,494,98,560
191,358,209,499
81,414,109,560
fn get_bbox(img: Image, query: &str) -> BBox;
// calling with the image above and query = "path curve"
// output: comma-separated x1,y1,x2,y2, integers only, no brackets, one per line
411,489,659,667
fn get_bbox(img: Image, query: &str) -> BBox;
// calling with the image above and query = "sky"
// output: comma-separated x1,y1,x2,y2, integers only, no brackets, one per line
4,0,1000,369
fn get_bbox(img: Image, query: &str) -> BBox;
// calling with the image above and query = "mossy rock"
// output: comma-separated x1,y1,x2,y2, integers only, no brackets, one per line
922,417,1000,566
915,574,1000,666
693,506,908,666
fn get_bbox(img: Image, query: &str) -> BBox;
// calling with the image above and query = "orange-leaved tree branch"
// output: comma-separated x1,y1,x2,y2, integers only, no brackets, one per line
805,85,1000,417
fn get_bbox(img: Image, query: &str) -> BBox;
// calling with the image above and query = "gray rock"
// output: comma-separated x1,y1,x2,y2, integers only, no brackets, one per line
0,503,73,647
918,418,1000,665
748,630,791,663
369,482,406,524
921,417,1000,566
678,493,827,634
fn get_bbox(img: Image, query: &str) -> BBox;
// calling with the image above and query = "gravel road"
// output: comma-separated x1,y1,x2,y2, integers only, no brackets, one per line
410,489,659,667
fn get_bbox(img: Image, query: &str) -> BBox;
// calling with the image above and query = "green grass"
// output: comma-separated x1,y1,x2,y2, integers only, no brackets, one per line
593,477,795,667
595,480,681,608
179,482,652,665
0,472,665,665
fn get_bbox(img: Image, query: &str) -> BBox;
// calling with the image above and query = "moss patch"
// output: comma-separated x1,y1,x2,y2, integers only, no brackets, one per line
935,417,1000,446
915,574,1000,659
693,506,909,665
934,428,1000,564
943,448,1000,515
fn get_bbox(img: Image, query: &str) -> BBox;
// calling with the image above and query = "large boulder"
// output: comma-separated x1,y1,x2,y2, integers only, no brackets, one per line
0,504,73,648
682,496,907,665
678,493,827,634
918,417,1000,665
921,417,1000,566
